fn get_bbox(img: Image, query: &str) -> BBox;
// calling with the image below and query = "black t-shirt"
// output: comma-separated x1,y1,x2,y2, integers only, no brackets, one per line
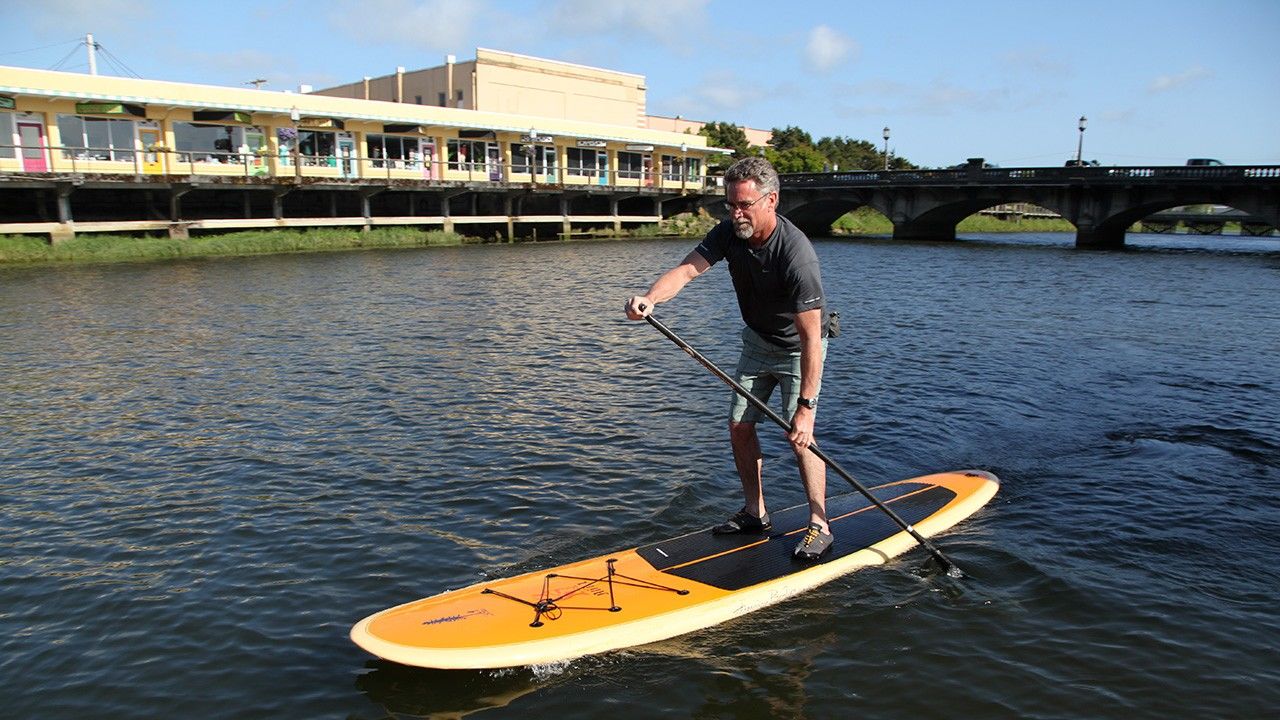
694,215,826,349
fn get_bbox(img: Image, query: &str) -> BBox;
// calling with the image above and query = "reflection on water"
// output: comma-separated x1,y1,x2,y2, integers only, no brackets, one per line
2,234,1278,718
356,660,555,719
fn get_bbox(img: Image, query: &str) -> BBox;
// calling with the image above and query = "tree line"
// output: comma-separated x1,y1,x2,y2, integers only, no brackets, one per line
698,122,917,174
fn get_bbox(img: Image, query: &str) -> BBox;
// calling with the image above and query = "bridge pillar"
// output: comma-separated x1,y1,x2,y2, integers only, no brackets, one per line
170,183,192,222
892,219,956,242
273,186,290,220
56,182,74,224
1074,225,1126,250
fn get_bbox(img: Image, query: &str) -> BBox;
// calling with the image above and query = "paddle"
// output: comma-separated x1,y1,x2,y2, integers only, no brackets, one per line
640,309,964,578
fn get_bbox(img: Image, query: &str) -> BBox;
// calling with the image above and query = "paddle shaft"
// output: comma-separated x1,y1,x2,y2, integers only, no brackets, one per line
642,312,961,576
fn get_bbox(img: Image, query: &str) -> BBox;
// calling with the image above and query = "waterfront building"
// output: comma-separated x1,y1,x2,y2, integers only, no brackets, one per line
0,62,726,240
0,63,718,187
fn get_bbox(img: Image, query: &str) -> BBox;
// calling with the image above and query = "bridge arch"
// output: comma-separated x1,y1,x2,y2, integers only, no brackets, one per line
781,189,885,237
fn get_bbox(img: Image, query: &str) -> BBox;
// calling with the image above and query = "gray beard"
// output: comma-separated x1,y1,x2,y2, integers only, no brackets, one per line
733,220,753,239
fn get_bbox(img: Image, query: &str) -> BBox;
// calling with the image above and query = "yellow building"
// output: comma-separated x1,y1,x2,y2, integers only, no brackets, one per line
0,63,718,188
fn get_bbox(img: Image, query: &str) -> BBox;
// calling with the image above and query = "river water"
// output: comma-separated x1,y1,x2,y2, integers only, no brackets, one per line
2,231,1278,719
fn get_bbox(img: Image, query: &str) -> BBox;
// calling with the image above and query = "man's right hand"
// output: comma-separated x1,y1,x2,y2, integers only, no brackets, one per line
625,296,652,320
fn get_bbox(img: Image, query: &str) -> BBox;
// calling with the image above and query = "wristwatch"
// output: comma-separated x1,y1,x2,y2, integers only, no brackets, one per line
797,396,818,410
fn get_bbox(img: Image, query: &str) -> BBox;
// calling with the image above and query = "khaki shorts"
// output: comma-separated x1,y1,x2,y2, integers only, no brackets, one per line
729,326,828,424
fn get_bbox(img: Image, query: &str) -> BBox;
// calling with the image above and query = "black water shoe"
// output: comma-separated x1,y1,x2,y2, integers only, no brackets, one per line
793,523,833,561
712,508,772,535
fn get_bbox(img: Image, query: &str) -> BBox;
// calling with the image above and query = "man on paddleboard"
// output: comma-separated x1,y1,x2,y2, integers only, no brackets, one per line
626,156,834,561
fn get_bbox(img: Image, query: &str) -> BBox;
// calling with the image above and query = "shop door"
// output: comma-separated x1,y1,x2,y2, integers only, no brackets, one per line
422,141,434,179
337,133,356,178
17,122,47,172
597,151,609,186
244,129,266,176
540,146,556,183
642,155,653,187
487,143,501,181
138,127,163,174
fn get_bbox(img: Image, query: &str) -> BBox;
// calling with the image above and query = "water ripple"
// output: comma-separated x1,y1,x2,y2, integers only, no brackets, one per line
2,237,1278,717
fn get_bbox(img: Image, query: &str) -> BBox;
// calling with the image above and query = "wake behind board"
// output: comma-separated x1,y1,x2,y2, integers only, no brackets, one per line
351,469,998,669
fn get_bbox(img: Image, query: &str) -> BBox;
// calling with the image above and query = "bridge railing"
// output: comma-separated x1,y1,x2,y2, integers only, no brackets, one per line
782,164,1280,187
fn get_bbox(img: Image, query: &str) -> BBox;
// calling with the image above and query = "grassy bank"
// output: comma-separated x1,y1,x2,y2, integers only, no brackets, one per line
0,227,471,266
1,206,1085,267
0,211,723,267
831,206,1076,235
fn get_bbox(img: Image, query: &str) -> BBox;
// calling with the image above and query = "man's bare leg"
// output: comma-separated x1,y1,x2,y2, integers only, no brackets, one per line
795,445,828,532
729,420,766,517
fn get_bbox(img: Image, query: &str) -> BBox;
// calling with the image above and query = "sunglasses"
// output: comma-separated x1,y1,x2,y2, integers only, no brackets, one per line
723,193,772,213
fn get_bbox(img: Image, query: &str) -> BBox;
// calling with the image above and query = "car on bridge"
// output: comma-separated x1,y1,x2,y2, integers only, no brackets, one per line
1064,159,1100,167
1186,158,1223,166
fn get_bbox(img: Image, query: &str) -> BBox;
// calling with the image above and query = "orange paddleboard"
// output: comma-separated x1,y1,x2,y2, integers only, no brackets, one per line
351,470,998,669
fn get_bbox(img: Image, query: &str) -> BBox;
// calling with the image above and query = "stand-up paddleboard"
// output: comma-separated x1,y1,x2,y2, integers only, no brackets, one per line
351,469,998,669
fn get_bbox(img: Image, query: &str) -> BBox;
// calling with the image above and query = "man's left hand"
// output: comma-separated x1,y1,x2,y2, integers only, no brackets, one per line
788,406,816,449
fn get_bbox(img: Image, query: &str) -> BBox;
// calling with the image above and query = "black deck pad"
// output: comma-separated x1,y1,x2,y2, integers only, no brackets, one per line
636,482,956,591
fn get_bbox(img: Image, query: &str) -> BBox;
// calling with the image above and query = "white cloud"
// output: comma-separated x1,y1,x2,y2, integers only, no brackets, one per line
550,0,710,47
1100,108,1137,124
330,0,484,50
27,0,152,35
1001,47,1071,77
1149,65,1212,93
654,69,772,121
805,25,857,73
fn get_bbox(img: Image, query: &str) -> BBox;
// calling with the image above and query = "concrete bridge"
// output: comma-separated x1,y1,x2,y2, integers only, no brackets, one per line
778,161,1280,248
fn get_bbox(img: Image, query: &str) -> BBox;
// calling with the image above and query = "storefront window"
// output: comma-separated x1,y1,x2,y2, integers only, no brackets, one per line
511,143,530,173
660,155,700,182
618,151,645,180
567,147,600,178
367,134,424,169
0,112,14,159
661,154,681,181
298,130,336,166
56,114,135,161
447,139,488,171
173,122,261,163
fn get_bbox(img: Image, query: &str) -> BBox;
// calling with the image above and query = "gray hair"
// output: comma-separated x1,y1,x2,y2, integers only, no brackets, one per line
723,156,780,196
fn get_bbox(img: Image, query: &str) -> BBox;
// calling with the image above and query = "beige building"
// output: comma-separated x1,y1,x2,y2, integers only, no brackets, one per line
644,114,773,148
315,48,648,129
316,48,770,147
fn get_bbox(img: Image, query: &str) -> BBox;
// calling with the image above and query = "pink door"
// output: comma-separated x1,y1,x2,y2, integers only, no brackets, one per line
18,122,47,172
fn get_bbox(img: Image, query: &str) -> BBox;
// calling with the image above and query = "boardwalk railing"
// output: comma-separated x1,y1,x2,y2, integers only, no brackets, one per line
0,142,714,192
783,165,1280,187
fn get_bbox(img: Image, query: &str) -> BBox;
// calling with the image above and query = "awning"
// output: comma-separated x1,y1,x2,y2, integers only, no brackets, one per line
300,117,344,130
193,110,253,124
458,129,496,139
382,123,430,134
75,102,146,118
0,96,14,110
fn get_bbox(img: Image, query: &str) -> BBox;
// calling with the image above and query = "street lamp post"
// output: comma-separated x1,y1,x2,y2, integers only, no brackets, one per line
289,106,301,182
528,127,537,186
882,126,891,171
680,142,687,194
1076,115,1087,166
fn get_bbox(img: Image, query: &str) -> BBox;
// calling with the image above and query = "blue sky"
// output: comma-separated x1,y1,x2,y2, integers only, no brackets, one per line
2,0,1277,168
